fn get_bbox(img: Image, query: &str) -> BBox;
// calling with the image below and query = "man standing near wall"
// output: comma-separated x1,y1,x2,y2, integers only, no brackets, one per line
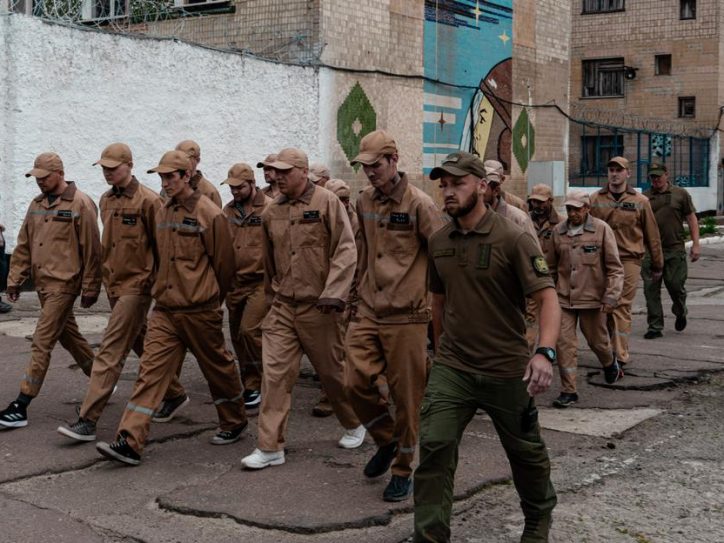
590,157,663,365
241,148,365,470
173,140,222,208
414,151,559,542
257,154,281,199
0,153,101,429
550,190,624,408
642,163,700,338
220,162,272,410
96,150,247,465
58,143,161,441
345,130,445,502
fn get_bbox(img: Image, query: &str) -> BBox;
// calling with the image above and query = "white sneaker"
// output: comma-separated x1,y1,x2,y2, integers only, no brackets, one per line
338,424,366,449
241,448,285,470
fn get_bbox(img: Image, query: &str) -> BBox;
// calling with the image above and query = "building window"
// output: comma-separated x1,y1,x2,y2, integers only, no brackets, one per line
581,135,624,176
5,0,41,15
173,0,231,9
582,58,625,98
678,97,696,118
680,0,696,20
655,54,672,75
81,0,128,21
582,0,625,14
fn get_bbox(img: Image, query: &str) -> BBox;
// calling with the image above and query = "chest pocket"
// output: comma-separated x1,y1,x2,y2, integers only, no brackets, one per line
614,203,638,228
174,229,204,261
295,211,327,248
119,213,142,239
51,210,74,242
580,244,600,266
244,216,264,247
384,212,417,254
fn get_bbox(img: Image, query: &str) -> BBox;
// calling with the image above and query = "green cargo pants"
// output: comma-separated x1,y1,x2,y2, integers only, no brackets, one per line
642,250,688,333
413,363,556,543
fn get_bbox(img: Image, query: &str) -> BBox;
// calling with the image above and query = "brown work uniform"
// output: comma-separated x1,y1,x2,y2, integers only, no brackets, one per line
503,190,528,212
496,197,539,245
7,182,101,397
116,190,245,454
345,173,445,478
79,177,161,422
551,215,623,393
258,181,360,452
590,184,663,363
190,171,222,208
224,190,272,393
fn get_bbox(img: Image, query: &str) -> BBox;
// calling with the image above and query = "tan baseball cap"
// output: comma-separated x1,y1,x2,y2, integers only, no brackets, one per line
256,154,278,168
175,140,201,159
308,163,331,182
94,143,132,168
325,178,351,199
429,151,486,180
528,184,553,202
147,150,192,174
265,148,308,170
607,156,630,170
221,163,255,186
563,190,591,208
483,159,504,176
350,130,398,165
25,152,64,178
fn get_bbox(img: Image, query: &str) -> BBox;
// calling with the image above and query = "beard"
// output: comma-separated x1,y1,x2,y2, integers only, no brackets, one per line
446,190,478,218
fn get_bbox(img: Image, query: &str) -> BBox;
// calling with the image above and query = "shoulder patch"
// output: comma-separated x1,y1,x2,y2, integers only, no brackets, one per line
531,255,550,276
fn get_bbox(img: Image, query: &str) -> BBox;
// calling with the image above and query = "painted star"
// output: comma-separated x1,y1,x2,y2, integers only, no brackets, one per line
498,30,510,44
473,1,482,24
438,112,447,131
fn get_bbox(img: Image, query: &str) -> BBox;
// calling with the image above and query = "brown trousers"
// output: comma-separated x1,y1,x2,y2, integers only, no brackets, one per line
227,282,267,392
118,308,246,453
557,308,615,394
345,317,429,478
257,301,360,452
607,259,641,364
79,294,151,422
20,292,95,397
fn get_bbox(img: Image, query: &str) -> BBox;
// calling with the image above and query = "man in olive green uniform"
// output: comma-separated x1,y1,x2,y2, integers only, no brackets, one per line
96,151,246,466
414,152,560,543
642,163,700,338
345,130,445,502
0,153,101,429
590,156,663,365
220,163,272,409
58,143,162,441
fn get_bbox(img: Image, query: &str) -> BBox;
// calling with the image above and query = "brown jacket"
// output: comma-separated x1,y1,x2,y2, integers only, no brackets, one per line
191,171,222,208
503,190,528,212
355,173,445,323
152,191,235,311
8,182,101,297
551,214,624,309
495,197,540,248
532,208,562,267
100,177,162,298
262,182,356,308
223,189,272,292
590,183,664,269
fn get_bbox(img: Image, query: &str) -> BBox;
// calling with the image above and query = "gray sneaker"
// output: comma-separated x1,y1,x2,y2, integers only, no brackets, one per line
57,418,97,442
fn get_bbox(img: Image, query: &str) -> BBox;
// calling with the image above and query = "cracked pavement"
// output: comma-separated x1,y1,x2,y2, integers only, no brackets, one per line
1,244,723,542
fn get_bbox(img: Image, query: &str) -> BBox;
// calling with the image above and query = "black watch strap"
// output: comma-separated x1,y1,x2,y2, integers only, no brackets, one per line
535,347,557,364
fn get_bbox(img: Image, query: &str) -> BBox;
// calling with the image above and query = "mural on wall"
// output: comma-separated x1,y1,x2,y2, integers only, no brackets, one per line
423,0,513,173
337,82,377,172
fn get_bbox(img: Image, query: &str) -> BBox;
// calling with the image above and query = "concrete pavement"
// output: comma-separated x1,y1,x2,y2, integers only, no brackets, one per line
0,244,722,542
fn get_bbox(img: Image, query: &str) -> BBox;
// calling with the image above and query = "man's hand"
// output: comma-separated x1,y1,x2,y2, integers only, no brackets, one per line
80,294,98,308
600,303,615,314
522,354,553,396
690,243,701,262
650,269,663,282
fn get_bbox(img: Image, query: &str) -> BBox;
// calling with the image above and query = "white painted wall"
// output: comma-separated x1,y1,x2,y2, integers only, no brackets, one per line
0,15,321,249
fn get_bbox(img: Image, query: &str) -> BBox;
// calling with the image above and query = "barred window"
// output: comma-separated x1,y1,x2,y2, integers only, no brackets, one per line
582,0,625,14
582,58,625,98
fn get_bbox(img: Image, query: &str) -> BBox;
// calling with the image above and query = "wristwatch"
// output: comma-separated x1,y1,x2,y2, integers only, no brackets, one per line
535,347,557,364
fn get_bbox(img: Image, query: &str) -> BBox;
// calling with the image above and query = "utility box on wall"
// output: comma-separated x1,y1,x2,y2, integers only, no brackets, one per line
527,161,565,197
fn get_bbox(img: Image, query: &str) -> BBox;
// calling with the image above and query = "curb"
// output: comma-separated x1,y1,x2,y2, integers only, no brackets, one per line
685,234,724,248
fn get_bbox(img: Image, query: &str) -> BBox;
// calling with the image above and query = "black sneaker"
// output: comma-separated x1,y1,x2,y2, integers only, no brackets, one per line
644,330,663,339
675,315,687,331
382,475,412,502
57,418,97,442
603,360,624,385
0,300,12,314
0,401,27,428
152,394,189,423
552,393,578,408
521,514,552,542
96,432,141,466
209,421,248,445
363,441,398,478
243,389,261,409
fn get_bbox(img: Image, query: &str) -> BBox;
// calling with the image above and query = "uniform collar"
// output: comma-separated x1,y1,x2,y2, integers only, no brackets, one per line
600,182,637,196
373,172,408,204
35,181,77,203
559,213,595,234
109,176,140,199
277,181,316,205
650,183,672,195
166,188,202,212
495,195,508,215
224,188,266,215
449,205,495,237
190,170,205,190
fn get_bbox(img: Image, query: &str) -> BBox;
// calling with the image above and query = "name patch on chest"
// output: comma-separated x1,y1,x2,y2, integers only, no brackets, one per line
247,215,262,226
389,212,410,225
620,202,637,211
122,214,138,226
56,210,73,219
182,217,198,227
433,248,455,258
582,245,599,253
301,210,321,223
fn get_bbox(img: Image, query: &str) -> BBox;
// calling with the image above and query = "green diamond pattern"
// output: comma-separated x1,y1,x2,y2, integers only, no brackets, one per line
512,108,535,173
337,83,376,172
